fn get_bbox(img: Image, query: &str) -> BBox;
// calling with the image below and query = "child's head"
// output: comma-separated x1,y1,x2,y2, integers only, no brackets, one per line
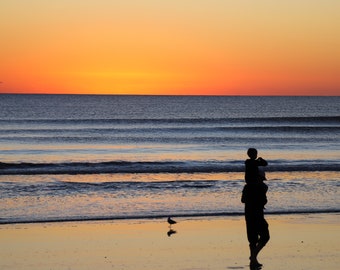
247,148,258,159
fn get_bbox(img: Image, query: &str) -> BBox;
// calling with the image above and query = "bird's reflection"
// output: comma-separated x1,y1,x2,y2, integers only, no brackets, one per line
167,229,177,237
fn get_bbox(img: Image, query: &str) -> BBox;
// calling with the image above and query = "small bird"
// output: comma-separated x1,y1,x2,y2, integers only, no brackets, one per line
167,217,177,226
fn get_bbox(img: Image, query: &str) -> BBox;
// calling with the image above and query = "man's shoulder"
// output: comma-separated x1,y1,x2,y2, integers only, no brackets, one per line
245,159,256,165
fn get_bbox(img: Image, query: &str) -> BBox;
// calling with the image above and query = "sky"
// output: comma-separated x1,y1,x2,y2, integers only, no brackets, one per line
1,0,339,95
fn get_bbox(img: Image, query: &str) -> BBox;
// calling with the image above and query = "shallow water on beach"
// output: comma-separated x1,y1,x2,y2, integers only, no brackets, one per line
0,95,339,223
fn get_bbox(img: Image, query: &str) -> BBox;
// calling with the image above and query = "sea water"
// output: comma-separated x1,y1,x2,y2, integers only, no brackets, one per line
0,95,339,223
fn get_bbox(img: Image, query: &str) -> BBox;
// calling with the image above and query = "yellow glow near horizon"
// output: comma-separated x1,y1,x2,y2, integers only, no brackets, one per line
1,0,339,95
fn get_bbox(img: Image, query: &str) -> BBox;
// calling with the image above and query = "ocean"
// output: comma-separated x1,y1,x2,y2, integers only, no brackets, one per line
0,95,339,224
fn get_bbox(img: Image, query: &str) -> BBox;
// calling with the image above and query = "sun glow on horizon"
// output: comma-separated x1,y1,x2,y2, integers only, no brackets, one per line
1,0,339,95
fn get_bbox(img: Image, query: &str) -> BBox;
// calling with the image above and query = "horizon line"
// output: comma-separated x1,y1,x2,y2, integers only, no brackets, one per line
1,92,339,97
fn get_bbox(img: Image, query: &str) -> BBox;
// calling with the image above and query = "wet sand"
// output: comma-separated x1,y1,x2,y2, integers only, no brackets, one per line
0,214,339,270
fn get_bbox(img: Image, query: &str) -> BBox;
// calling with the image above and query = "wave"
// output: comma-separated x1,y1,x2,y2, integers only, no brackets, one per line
1,126,339,135
1,209,339,225
0,179,223,198
1,116,339,125
1,160,339,175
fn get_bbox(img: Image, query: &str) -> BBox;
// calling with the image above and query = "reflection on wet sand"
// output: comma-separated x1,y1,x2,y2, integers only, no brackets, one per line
167,229,177,237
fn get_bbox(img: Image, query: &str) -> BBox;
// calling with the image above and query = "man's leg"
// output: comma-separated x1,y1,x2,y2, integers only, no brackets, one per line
246,216,261,266
251,218,270,265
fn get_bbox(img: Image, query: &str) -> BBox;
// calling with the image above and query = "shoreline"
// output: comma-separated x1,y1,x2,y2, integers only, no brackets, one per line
1,210,339,225
1,213,339,270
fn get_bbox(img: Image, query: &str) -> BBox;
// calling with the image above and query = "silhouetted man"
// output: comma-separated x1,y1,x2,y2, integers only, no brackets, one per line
242,148,270,268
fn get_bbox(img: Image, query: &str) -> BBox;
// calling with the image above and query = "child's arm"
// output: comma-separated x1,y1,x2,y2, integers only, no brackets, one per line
257,157,268,166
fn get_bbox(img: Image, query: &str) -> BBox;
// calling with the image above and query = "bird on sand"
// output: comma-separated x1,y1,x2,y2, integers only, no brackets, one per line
167,217,177,226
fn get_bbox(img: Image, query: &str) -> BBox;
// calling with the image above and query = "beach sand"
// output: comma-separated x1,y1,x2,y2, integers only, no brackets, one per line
0,214,339,270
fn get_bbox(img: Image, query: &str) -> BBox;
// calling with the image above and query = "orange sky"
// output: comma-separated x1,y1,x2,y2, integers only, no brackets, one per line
1,0,339,95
